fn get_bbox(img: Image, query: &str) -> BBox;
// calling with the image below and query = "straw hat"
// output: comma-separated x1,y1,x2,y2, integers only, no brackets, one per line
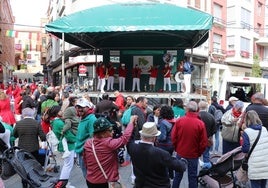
139,122,161,137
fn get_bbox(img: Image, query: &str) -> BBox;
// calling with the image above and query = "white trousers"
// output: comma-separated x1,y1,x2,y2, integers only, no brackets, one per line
107,76,114,91
100,78,106,92
184,74,192,93
163,77,171,91
59,150,75,180
119,77,126,91
132,78,140,91
96,76,101,90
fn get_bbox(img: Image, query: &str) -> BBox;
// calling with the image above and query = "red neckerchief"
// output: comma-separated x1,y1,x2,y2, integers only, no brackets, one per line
232,108,242,118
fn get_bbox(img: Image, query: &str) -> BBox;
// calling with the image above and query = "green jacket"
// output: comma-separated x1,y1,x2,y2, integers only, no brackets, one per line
50,117,76,152
1,121,15,144
75,113,96,154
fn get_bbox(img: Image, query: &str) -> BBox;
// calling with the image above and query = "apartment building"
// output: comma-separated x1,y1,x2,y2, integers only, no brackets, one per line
0,0,15,83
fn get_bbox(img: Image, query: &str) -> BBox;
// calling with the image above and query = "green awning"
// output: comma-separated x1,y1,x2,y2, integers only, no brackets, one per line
45,3,213,49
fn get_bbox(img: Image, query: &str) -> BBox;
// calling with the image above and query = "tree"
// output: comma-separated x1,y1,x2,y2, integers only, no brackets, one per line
252,54,262,77
252,54,262,92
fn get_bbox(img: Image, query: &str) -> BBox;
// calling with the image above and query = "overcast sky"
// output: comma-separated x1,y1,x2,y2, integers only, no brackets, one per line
10,0,49,27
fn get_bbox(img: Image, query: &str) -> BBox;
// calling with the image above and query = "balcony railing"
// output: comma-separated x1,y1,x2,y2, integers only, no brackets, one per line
213,17,226,27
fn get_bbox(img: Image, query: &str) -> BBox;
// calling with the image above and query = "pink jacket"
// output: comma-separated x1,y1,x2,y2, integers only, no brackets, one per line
83,122,134,183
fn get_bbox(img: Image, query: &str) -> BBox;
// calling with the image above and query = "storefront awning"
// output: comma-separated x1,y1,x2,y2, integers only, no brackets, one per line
45,3,213,50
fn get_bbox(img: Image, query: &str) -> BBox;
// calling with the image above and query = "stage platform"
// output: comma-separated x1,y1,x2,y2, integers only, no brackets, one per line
75,90,208,105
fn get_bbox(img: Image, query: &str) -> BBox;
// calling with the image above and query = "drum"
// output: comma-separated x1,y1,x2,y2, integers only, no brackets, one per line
174,72,184,82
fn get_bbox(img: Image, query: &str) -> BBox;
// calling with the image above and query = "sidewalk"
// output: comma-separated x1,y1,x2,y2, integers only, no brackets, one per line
3,159,188,188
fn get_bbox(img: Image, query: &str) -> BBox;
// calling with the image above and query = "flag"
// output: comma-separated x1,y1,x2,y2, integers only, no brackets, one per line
5,30,16,37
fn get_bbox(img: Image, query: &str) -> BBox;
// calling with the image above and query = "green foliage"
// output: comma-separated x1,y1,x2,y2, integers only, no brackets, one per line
252,54,262,77
252,54,262,91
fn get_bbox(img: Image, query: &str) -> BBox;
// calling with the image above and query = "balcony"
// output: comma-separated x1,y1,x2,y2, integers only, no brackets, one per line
256,37,268,47
226,50,235,57
211,48,226,57
213,17,226,28
240,50,250,58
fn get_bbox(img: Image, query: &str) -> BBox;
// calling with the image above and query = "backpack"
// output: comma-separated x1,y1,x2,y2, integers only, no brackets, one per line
208,105,223,125
214,109,223,125
121,106,134,126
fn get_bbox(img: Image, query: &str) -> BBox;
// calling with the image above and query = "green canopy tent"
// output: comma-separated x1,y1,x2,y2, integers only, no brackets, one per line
45,3,213,50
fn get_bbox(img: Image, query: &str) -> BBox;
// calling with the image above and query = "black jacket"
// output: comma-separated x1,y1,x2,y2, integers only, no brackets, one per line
127,136,186,188
199,111,217,137
13,118,46,152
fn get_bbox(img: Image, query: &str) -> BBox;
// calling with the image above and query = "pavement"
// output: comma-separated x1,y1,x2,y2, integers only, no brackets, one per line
3,152,188,188
3,134,224,188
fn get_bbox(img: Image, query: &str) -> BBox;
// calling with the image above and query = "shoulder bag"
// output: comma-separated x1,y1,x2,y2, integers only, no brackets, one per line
236,129,261,183
92,139,124,188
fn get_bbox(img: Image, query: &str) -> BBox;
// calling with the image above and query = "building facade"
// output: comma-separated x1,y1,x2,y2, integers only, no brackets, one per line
0,0,15,83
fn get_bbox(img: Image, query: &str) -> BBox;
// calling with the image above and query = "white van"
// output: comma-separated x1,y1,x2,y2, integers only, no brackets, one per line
218,76,268,109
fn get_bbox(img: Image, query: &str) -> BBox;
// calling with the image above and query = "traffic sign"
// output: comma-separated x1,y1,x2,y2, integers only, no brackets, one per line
78,65,87,74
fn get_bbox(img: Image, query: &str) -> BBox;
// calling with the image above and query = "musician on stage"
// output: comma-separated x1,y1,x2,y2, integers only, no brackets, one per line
176,60,185,93
163,63,171,92
148,65,158,92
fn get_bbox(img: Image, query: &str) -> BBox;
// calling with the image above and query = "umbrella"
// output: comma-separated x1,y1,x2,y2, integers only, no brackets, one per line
33,72,44,77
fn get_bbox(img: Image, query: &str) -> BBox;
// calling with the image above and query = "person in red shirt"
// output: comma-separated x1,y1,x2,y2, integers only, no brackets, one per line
98,63,107,93
114,90,125,118
148,65,158,92
132,64,141,92
106,62,115,91
30,81,37,94
171,101,207,188
118,64,127,92
163,63,171,92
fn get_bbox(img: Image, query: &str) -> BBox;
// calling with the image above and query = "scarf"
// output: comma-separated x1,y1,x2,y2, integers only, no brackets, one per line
232,108,241,118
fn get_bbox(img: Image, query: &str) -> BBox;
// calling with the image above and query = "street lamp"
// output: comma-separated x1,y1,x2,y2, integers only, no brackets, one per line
61,33,65,86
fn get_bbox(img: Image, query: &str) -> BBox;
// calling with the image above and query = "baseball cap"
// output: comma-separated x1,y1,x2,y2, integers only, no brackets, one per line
76,98,91,108
93,117,114,133
228,96,238,102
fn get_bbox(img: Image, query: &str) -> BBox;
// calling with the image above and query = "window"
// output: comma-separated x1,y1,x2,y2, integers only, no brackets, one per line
240,37,250,52
213,3,222,20
227,6,235,24
227,36,235,49
241,8,251,29
213,34,222,52
264,47,268,60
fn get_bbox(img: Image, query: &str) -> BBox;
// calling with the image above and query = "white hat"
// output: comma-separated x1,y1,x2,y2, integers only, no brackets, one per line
139,122,161,137
228,96,239,102
76,98,92,108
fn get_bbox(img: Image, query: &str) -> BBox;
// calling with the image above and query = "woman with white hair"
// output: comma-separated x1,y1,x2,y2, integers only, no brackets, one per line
221,100,244,154
13,107,46,188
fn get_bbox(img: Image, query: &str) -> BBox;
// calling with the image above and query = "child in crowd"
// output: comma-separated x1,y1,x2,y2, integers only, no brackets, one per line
61,105,80,158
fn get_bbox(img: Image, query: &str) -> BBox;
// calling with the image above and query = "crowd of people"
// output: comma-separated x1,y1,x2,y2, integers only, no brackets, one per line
0,80,268,188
